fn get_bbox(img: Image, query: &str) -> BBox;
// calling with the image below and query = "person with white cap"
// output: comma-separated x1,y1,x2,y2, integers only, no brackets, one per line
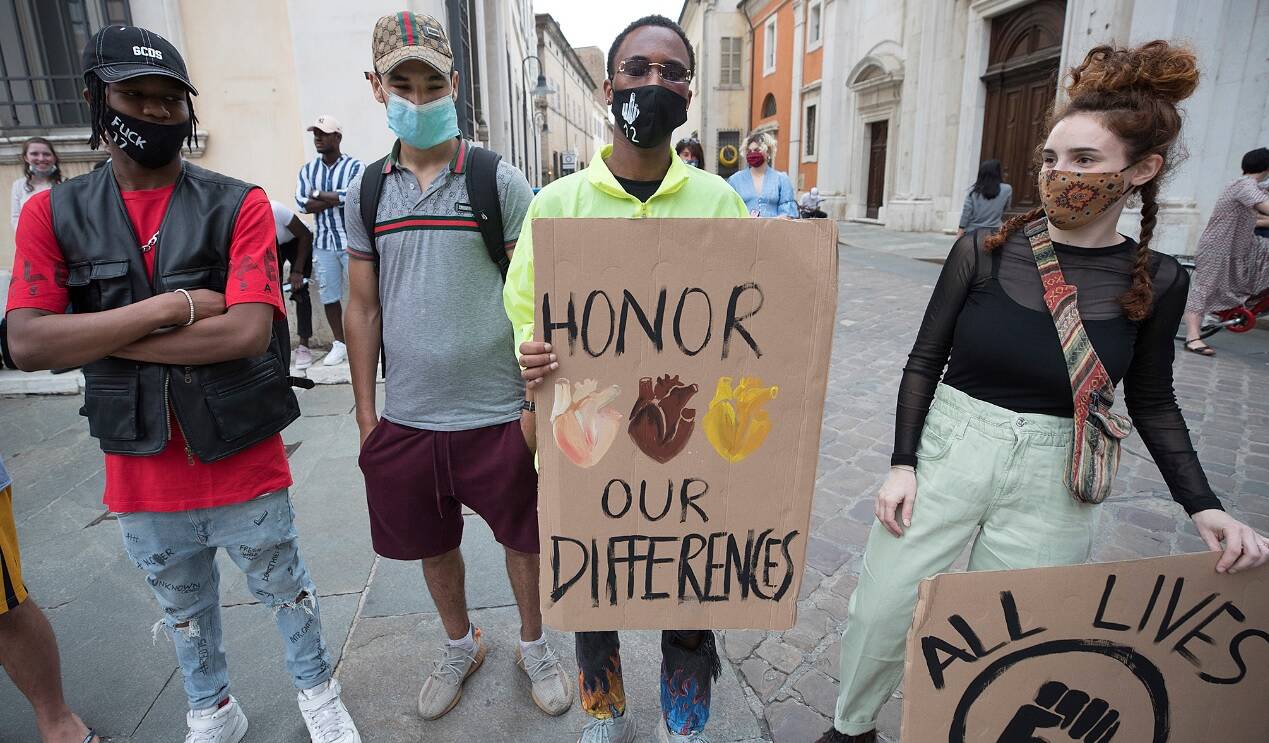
295,114,361,366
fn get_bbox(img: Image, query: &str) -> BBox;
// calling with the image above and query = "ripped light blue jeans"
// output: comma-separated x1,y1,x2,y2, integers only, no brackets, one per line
118,489,333,710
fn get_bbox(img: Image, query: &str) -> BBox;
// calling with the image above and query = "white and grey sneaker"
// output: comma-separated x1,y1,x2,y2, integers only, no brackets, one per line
184,696,248,743
578,714,637,743
298,678,361,742
516,639,573,715
417,626,488,720
657,722,711,743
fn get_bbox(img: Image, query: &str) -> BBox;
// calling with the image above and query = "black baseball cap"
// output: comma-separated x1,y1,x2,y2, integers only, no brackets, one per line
81,25,198,95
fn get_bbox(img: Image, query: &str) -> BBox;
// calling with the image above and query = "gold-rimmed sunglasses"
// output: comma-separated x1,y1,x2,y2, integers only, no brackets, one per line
617,58,693,84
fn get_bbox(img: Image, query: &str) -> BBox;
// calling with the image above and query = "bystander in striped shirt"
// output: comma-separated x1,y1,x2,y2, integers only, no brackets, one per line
295,154,364,252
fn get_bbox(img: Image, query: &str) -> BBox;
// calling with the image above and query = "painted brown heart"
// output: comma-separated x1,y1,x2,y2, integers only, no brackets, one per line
628,374,699,463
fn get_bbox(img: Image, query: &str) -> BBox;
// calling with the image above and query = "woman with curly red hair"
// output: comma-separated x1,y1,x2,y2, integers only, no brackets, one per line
816,40,1269,743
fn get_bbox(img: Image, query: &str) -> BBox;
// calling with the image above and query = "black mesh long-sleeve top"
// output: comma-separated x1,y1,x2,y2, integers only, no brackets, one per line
892,229,1222,515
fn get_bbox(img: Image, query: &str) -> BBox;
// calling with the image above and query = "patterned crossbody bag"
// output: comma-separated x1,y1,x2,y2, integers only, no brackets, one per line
1024,217,1133,504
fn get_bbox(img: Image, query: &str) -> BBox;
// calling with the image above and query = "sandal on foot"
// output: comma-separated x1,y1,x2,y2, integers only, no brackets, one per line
1184,339,1215,356
81,730,99,743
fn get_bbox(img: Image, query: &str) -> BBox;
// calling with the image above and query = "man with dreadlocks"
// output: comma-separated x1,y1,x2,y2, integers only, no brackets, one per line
505,14,749,743
5,26,361,743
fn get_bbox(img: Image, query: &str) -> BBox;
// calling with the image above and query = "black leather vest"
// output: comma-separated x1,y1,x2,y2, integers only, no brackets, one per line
50,162,299,461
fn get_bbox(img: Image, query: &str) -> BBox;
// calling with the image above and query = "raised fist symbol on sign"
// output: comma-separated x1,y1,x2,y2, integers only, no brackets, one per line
997,681,1120,743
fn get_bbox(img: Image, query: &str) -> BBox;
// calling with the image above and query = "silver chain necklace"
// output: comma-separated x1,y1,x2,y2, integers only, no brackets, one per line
139,230,159,253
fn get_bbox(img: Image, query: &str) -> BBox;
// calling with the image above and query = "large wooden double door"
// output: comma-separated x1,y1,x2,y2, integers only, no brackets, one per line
980,0,1066,214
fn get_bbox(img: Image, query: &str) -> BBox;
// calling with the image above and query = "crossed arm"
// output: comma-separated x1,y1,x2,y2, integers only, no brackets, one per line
6,294,273,371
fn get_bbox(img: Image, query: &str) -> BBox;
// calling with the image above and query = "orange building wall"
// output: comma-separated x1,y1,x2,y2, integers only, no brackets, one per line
748,0,795,172
799,38,823,190
803,44,822,85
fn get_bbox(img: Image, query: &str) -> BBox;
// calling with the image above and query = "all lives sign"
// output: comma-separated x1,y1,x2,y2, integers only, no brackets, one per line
532,218,838,631
902,552,1269,742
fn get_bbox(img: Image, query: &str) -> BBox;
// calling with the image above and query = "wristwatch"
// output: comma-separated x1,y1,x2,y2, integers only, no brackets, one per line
310,188,320,199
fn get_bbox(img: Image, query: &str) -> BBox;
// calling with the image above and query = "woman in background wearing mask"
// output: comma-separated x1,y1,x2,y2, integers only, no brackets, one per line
1179,147,1269,356
10,137,62,230
727,132,797,218
817,41,1269,743
676,138,704,168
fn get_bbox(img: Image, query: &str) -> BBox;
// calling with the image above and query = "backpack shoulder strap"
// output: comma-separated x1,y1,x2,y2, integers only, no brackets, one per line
464,145,508,280
359,156,390,263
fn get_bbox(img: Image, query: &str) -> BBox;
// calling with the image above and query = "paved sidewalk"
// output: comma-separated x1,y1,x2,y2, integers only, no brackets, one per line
2,226,1266,742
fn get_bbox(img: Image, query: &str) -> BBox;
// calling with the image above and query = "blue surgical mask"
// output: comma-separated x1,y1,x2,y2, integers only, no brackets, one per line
386,91,460,150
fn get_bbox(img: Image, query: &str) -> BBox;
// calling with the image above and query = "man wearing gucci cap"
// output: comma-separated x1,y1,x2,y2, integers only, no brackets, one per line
345,10,573,723
296,114,362,367
5,24,360,743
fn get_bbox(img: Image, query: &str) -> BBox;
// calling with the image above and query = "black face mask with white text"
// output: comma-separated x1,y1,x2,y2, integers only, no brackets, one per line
611,84,688,150
105,105,191,169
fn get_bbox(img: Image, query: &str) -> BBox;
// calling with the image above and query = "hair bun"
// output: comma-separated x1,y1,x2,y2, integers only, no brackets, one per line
1066,40,1198,106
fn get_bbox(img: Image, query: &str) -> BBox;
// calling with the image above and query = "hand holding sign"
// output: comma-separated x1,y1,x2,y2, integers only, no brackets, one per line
997,681,1120,743
519,340,558,386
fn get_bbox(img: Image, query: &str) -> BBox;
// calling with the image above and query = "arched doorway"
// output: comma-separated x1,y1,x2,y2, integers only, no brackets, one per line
980,0,1066,214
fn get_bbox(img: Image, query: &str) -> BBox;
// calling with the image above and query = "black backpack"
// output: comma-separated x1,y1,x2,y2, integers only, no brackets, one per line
358,142,508,279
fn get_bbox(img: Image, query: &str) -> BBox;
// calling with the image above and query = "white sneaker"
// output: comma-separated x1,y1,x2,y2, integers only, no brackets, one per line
516,639,573,715
322,341,348,366
184,696,248,743
579,714,637,743
417,627,488,720
294,345,314,370
658,722,711,743
298,679,361,743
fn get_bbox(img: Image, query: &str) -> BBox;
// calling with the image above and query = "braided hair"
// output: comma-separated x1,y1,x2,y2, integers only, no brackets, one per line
984,40,1199,321
86,72,200,152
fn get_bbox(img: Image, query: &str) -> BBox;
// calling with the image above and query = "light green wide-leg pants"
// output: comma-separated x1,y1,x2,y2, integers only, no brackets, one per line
833,383,1099,735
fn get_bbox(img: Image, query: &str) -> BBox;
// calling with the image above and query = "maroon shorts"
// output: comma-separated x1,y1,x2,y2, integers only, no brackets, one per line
358,418,539,560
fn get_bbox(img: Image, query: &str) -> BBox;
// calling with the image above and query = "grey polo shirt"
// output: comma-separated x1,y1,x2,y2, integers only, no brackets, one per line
346,139,533,431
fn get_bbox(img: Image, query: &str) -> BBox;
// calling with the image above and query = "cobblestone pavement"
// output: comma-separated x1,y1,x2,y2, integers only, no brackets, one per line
1,223,1266,742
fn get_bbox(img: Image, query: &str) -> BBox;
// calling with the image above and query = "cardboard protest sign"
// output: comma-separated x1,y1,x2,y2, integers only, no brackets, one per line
532,218,837,631
901,552,1269,742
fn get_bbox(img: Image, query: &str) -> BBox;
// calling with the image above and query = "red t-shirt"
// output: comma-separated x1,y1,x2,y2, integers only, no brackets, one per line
7,185,292,513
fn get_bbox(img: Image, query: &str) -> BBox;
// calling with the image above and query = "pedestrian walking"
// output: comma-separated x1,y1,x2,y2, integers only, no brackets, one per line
343,11,572,724
1180,147,1269,356
507,15,750,743
727,132,797,218
295,115,362,367
676,137,704,168
956,158,1012,237
816,40,1269,743
270,199,315,370
0,454,98,743
10,138,62,231
5,26,360,743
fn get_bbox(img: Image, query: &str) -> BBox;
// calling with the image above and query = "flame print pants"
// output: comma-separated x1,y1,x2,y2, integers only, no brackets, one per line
577,629,722,735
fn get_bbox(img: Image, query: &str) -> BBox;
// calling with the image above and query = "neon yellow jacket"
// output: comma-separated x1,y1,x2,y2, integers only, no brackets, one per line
503,145,750,346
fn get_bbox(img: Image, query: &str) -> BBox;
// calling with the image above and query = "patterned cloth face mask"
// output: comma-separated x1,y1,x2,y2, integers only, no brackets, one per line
1037,165,1136,229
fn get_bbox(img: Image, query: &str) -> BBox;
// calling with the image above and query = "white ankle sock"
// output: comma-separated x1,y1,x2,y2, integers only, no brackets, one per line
447,624,476,653
519,633,547,656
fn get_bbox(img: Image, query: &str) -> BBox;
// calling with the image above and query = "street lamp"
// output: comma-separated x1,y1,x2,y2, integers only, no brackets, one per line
522,55,555,186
